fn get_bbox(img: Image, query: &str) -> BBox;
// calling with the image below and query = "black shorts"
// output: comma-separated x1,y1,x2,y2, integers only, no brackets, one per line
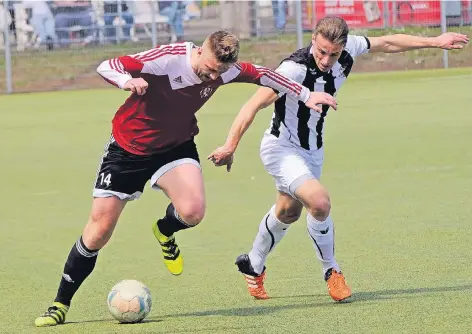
93,136,200,200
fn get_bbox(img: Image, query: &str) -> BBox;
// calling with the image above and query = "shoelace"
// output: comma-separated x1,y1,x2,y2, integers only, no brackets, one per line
246,276,267,298
42,306,65,321
43,306,59,316
244,273,265,287
330,272,346,290
161,238,178,255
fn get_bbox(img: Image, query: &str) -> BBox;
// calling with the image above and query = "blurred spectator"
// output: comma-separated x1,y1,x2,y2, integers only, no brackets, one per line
13,2,36,51
0,2,12,49
23,0,56,50
6,1,16,41
52,0,94,46
272,0,286,33
103,0,134,43
184,1,201,21
158,1,185,42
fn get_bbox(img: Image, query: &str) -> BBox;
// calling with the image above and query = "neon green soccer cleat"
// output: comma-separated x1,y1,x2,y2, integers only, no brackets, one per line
152,222,183,275
35,302,69,327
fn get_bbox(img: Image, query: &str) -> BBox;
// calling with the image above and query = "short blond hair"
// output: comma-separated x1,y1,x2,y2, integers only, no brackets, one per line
314,16,349,46
205,30,240,64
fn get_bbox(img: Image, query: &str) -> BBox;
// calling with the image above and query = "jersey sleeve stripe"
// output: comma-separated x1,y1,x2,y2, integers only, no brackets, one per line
136,46,186,62
258,67,302,95
263,71,301,96
112,59,119,73
138,48,187,62
117,58,126,73
110,58,126,74
109,59,120,74
134,44,179,60
257,68,302,95
267,69,302,95
112,58,125,74
137,45,185,60
142,50,187,64
108,59,114,71
134,45,172,60
110,59,118,73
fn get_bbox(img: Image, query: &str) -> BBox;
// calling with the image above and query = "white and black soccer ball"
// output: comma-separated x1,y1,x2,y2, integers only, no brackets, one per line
107,280,152,323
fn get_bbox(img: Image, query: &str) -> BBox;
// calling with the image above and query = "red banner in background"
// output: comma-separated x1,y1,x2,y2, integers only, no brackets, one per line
393,1,441,26
313,1,386,28
302,0,472,30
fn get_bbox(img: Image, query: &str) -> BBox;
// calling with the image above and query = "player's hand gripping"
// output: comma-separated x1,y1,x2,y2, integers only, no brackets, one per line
304,92,337,113
207,146,234,172
123,78,148,95
434,32,469,50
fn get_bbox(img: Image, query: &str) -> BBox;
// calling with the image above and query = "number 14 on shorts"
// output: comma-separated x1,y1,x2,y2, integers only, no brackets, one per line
99,173,112,187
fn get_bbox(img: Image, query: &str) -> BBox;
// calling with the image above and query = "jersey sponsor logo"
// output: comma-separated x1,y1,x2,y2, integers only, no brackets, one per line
173,76,182,83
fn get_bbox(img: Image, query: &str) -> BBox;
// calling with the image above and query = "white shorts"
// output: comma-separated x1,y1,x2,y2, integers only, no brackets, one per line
260,132,324,198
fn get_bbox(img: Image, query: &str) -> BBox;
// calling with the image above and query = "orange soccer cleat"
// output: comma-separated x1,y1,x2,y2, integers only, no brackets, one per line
325,268,352,302
235,254,269,300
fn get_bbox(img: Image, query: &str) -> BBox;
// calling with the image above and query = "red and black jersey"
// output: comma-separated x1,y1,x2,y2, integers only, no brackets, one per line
97,42,309,155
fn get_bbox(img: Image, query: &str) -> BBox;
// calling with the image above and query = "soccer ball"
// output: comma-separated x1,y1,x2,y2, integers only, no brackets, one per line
107,280,152,323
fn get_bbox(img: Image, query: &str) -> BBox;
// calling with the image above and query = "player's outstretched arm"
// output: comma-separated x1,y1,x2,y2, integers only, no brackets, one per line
369,32,469,53
208,87,278,172
232,63,337,113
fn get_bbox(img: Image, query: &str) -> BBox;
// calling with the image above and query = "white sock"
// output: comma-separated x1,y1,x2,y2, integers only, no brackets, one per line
248,205,291,275
306,214,340,276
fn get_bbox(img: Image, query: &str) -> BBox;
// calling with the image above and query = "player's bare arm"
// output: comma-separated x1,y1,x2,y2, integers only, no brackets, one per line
234,63,338,113
369,32,469,53
208,87,336,172
208,87,278,172
224,87,279,152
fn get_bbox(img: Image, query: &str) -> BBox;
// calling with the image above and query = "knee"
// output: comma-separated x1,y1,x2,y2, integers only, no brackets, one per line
306,192,331,221
177,201,206,226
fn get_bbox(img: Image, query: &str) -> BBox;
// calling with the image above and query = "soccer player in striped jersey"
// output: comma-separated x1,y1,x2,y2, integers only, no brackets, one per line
34,30,337,327
209,17,468,301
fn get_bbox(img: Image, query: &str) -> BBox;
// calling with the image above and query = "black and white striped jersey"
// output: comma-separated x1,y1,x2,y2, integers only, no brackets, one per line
269,35,371,151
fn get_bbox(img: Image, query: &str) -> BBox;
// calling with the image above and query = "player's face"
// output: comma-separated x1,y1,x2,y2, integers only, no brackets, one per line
312,34,344,72
195,46,230,82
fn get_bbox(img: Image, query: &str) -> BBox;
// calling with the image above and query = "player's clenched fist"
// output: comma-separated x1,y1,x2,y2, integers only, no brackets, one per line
305,92,337,113
123,78,148,95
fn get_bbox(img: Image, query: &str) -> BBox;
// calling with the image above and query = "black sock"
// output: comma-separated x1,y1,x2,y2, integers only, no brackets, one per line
54,236,99,306
157,203,191,237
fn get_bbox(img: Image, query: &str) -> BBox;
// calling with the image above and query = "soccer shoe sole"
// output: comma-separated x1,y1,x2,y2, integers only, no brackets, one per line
35,317,61,327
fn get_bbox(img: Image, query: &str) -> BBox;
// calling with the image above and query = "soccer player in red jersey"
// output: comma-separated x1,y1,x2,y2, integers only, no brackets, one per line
35,30,338,327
